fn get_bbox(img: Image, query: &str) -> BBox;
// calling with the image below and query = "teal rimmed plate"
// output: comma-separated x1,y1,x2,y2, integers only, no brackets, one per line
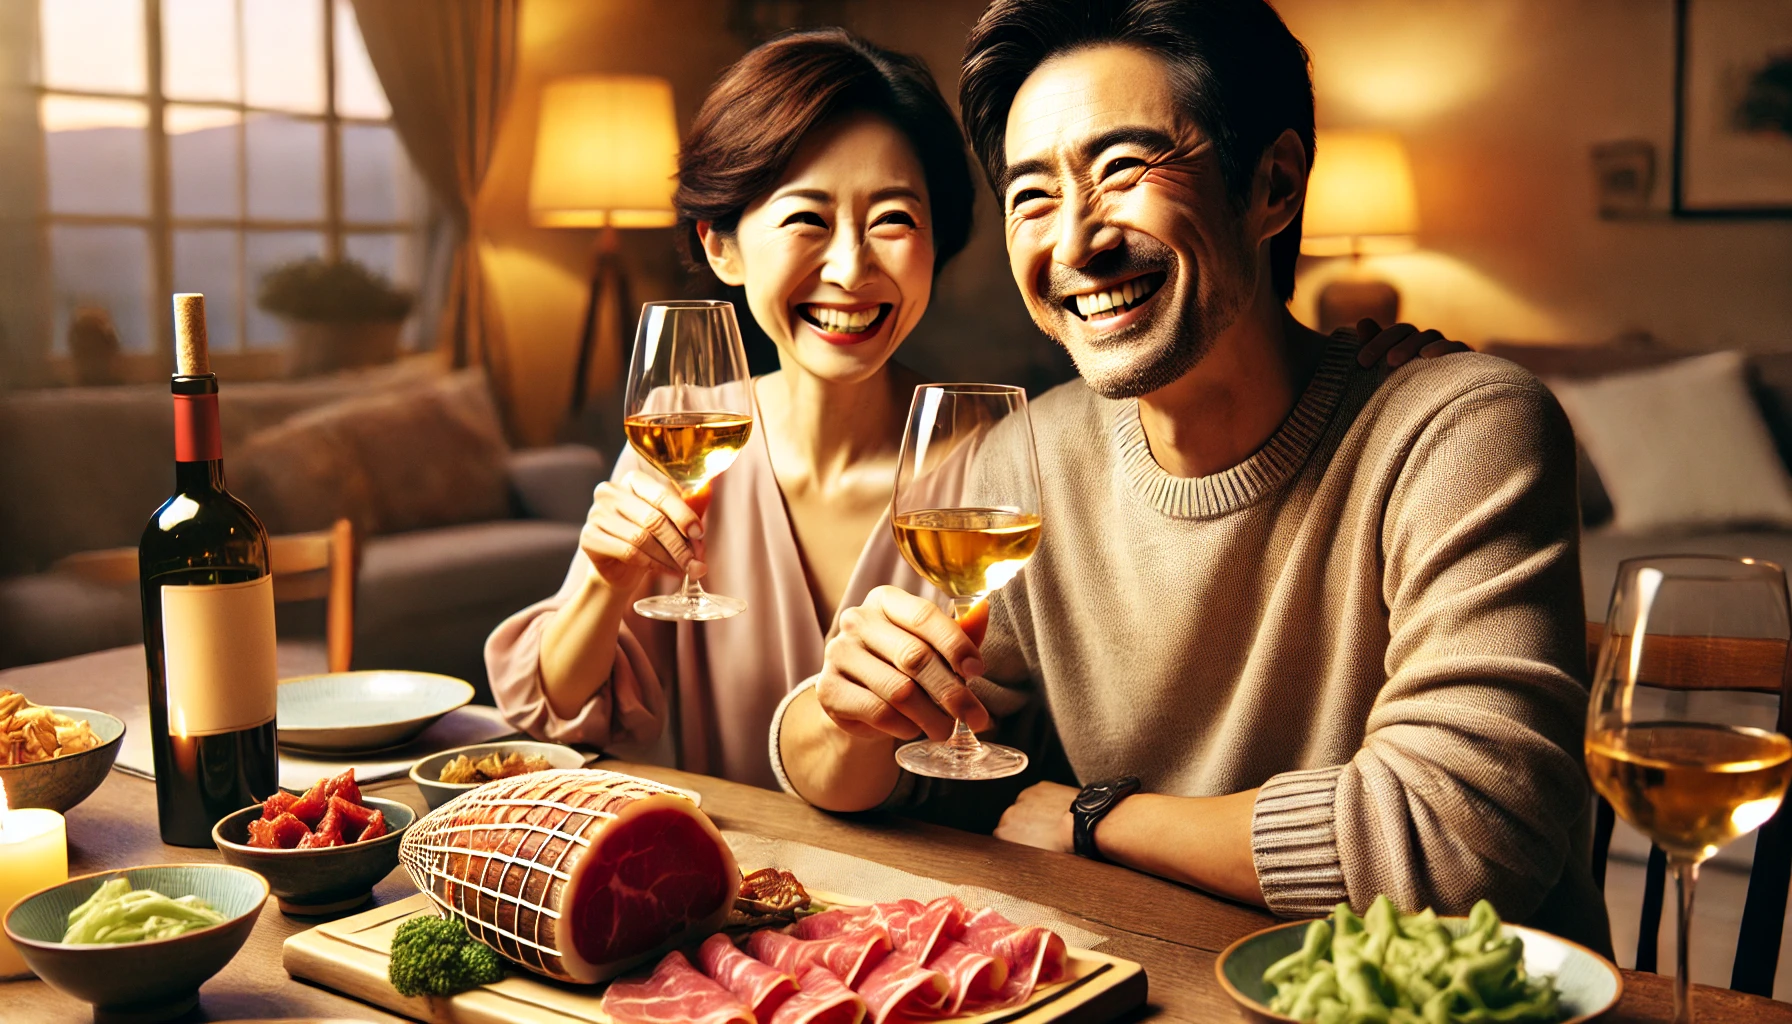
1215,916,1621,1023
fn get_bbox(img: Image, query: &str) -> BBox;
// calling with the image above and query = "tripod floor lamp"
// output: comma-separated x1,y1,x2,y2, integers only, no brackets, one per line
530,75,681,420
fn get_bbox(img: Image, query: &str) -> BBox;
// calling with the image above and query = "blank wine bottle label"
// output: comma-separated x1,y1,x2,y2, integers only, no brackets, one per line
161,576,278,737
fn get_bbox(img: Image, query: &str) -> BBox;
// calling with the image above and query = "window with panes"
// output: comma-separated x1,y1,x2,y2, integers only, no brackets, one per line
36,0,428,360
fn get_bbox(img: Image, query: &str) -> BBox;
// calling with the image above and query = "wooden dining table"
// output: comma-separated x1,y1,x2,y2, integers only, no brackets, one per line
5,758,1789,1024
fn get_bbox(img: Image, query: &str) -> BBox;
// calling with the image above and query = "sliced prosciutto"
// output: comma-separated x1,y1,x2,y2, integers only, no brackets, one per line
602,950,753,1024
770,966,867,1024
698,932,797,1019
852,949,950,1024
960,907,1068,1006
794,896,961,964
397,769,739,984
925,938,1007,1014
748,928,890,989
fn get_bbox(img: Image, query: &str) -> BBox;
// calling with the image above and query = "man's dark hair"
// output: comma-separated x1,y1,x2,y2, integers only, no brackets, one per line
676,28,975,277
960,0,1314,299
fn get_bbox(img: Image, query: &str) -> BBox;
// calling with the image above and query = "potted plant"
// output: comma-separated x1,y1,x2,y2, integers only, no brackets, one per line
257,258,414,376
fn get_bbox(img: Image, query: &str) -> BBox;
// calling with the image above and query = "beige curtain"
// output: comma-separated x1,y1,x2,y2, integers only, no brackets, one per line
350,0,518,424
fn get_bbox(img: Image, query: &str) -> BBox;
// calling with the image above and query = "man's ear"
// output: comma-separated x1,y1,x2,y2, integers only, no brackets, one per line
1253,128,1309,245
696,221,746,286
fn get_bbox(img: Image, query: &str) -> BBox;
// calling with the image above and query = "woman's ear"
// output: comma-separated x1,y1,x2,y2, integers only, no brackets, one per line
696,221,746,286
1254,128,1309,245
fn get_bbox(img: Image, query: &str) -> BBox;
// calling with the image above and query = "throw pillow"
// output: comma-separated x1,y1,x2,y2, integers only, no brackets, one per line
231,370,512,537
1550,351,1792,533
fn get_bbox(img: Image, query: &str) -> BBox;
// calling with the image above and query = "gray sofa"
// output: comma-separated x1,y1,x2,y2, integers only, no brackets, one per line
0,361,599,698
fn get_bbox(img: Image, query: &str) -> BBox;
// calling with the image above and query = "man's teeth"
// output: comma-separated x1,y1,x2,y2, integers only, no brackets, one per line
1072,277,1159,319
807,306,879,334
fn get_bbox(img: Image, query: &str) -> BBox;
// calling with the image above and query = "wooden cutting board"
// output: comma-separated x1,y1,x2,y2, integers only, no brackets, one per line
284,893,1147,1024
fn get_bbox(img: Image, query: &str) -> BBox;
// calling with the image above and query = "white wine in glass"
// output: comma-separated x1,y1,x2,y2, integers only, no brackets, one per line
1585,556,1792,1023
891,384,1042,781
622,301,756,621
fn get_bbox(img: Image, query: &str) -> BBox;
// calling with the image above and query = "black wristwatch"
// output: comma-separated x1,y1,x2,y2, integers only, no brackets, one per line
1072,775,1142,861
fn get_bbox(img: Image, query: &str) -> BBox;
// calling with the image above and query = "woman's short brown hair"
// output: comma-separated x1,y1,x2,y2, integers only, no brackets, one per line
676,28,975,278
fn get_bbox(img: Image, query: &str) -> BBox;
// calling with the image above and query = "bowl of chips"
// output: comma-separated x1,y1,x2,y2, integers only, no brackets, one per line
408,740,584,810
0,691,123,812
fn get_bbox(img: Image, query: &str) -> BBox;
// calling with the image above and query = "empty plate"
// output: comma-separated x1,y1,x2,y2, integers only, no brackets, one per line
277,671,475,754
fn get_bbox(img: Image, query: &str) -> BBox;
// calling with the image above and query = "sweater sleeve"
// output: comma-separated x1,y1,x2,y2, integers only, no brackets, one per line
1252,375,1590,922
482,453,668,749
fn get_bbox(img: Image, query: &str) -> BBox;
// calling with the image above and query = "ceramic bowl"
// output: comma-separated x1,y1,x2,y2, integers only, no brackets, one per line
4,863,267,1024
276,671,474,753
211,796,415,916
407,740,587,810
0,706,125,812
1215,916,1621,1024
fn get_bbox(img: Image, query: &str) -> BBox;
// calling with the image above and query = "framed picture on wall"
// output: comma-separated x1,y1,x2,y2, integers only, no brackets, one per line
1673,0,1792,217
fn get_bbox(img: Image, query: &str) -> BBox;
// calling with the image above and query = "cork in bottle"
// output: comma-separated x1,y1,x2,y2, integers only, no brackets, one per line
172,293,211,376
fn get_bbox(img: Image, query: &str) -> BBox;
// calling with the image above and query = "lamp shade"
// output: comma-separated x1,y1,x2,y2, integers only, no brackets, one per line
530,75,679,229
1301,130,1418,257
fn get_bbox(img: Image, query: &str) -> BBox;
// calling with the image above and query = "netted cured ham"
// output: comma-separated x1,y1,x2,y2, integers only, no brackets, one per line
397,769,739,984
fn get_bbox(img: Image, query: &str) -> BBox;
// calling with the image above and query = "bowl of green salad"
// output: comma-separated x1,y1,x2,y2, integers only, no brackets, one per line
1215,896,1621,1024
3,863,268,1023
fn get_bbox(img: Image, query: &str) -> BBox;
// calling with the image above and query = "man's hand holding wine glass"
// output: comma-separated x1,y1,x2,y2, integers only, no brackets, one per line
816,584,992,742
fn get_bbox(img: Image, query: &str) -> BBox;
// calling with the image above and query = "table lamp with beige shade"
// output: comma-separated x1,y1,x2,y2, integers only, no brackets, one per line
1301,130,1419,334
530,75,680,421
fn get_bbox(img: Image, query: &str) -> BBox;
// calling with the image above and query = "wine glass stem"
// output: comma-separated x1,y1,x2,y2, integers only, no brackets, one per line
1671,857,1699,1024
947,595,985,756
679,571,703,602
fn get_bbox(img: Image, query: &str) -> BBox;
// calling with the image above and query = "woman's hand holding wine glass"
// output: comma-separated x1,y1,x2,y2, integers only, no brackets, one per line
576,471,709,593
621,300,757,621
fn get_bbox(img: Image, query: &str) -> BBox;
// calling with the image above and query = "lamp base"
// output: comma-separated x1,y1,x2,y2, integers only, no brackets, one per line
1316,277,1400,336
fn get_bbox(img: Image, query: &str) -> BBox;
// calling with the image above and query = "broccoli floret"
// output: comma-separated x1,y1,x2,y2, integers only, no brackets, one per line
388,914,506,997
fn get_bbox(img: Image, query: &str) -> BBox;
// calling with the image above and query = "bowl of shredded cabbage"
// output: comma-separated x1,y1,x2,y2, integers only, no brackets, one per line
3,863,267,1023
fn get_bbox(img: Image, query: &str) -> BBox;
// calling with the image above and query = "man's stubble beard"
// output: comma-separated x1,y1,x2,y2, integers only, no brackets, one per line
1038,232,1255,401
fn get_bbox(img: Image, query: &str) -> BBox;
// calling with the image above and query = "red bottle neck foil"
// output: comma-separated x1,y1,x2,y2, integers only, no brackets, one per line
173,392,223,462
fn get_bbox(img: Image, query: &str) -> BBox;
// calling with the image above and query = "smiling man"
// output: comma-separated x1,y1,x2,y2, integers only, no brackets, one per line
773,0,1609,951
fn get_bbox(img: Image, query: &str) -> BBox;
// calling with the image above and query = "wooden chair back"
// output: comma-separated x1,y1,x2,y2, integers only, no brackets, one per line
1585,620,1792,996
54,519,357,673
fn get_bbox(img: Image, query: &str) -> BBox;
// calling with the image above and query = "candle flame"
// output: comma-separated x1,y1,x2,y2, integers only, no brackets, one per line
174,706,188,739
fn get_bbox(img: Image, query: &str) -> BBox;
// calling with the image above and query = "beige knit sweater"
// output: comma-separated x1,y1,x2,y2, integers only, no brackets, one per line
779,334,1611,952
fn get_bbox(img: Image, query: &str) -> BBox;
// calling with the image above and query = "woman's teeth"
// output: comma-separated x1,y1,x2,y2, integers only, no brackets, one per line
803,305,882,334
1072,275,1161,320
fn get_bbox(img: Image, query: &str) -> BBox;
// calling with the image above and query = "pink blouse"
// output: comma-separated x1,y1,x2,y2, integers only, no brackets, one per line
485,424,942,790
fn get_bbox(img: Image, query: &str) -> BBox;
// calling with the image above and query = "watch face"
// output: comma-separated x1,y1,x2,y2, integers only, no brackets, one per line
1074,783,1115,815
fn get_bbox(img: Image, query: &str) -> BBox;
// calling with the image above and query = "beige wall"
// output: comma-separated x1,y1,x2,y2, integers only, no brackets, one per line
485,0,1792,444
1280,0,1792,350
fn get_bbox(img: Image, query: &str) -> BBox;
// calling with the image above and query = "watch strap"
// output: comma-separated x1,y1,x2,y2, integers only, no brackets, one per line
1072,775,1141,860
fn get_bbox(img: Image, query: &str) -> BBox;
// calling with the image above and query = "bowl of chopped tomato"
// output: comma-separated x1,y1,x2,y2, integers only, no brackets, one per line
210,769,415,916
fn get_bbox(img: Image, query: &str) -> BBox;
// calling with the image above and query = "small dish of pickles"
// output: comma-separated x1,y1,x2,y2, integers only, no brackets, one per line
408,739,585,810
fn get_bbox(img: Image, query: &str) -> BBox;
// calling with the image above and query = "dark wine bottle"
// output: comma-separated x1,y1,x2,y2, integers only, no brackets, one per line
139,293,279,847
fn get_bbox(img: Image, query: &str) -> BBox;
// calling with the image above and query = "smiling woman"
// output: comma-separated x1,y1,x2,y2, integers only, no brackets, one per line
485,29,984,791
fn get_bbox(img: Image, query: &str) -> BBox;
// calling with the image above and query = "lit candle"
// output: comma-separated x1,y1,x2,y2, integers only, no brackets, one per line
0,779,68,978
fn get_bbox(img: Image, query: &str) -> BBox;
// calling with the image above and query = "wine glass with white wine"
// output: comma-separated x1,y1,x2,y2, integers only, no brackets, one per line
1586,556,1792,1023
890,384,1042,780
622,300,755,621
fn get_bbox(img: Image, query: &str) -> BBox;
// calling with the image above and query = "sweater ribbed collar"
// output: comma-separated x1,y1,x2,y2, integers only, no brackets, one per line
1112,331,1359,519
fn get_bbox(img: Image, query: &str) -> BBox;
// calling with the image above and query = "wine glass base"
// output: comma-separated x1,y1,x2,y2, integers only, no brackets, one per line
895,738,1029,780
634,592,747,621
